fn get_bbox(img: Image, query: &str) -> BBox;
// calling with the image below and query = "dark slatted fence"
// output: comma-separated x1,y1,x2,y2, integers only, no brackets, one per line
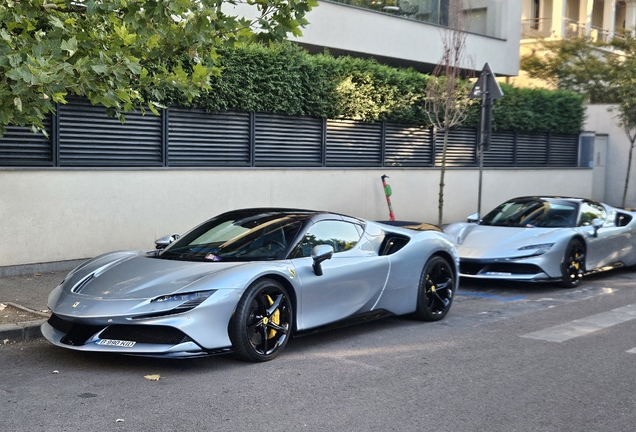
0,99,582,169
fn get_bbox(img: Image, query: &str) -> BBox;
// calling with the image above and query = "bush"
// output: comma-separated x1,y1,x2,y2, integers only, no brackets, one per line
155,43,585,134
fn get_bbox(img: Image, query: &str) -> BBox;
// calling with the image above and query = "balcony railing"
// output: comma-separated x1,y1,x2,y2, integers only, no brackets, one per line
564,19,586,38
521,18,552,39
523,17,618,43
590,26,611,42
326,0,498,37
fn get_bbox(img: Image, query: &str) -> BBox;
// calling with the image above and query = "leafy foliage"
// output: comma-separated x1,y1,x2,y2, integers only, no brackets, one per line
171,43,334,117
171,45,431,123
607,33,636,206
0,0,317,136
165,43,582,134
312,54,431,123
1,0,584,138
520,32,636,205
520,37,618,104
463,84,585,134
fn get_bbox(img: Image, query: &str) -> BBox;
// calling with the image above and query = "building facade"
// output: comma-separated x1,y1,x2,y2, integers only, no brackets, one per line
290,0,521,76
521,0,635,42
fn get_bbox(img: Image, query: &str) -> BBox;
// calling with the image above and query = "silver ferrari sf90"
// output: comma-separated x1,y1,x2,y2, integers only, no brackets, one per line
42,208,459,361
444,196,636,287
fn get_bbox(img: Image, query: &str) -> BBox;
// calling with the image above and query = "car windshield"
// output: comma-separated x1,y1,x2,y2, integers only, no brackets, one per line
480,198,578,228
157,212,306,262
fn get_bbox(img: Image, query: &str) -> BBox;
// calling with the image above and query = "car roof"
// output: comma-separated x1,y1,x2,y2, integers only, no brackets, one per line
216,207,364,224
510,196,591,204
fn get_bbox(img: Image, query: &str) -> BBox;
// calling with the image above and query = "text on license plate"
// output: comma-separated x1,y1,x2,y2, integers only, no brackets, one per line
96,339,136,348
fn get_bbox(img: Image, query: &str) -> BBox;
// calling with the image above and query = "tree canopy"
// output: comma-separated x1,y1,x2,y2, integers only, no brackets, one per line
519,36,620,104
0,0,316,136
521,33,636,206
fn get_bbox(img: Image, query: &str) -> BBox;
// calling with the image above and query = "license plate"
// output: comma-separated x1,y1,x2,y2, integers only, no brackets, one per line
96,339,136,348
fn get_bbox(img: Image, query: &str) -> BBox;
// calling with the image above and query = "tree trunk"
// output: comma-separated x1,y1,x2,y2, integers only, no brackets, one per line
622,136,636,208
438,127,450,225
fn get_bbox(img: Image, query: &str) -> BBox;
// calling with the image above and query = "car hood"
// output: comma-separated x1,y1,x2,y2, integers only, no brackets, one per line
445,223,565,259
62,252,247,300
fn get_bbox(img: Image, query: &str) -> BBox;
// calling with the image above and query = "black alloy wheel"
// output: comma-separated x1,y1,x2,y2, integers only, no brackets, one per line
560,239,585,288
229,278,292,362
414,256,455,321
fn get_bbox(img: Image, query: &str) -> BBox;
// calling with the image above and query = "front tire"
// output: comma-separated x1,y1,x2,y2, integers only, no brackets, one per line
229,278,293,362
414,256,455,321
560,239,585,288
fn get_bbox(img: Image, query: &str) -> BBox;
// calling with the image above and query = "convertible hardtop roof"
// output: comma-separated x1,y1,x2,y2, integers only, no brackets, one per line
217,207,364,222
514,196,587,202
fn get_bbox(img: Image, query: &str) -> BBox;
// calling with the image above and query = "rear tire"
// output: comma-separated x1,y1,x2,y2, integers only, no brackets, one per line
414,256,455,321
229,278,292,362
560,239,585,288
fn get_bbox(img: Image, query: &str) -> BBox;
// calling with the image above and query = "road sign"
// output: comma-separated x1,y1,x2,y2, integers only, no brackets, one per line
470,63,504,219
470,63,504,152
469,63,503,100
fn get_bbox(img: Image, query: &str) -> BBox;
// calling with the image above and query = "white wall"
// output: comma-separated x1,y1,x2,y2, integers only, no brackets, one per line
584,104,635,208
0,167,593,267
293,1,521,76
229,1,521,76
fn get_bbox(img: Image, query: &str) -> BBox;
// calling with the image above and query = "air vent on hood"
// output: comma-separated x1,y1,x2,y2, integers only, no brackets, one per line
71,273,95,294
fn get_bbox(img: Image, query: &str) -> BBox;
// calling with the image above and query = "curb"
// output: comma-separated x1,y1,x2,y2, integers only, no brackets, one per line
0,303,49,344
0,319,46,343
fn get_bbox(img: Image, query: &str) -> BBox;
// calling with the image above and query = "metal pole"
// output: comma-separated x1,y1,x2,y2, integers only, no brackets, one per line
478,144,483,217
477,70,488,218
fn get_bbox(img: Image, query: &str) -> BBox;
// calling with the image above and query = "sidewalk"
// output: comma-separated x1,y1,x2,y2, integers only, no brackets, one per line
0,272,63,343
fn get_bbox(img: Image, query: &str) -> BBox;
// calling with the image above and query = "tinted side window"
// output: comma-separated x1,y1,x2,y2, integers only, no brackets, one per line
578,202,606,226
616,212,633,227
292,221,362,258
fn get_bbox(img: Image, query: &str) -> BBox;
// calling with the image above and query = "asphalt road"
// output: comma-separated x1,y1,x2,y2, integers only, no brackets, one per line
2,268,636,431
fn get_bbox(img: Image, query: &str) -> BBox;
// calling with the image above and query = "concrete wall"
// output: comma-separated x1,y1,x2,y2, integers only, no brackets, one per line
293,1,521,76
584,104,635,208
229,1,521,76
1,167,593,267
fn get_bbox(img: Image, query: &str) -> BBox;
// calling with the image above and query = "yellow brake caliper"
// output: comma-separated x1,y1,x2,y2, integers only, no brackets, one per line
428,274,436,293
265,294,280,339
572,253,580,276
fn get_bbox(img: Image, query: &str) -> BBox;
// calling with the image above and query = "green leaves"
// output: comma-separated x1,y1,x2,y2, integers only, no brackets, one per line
60,37,77,55
520,37,619,104
1,1,584,138
0,0,316,137
114,26,136,46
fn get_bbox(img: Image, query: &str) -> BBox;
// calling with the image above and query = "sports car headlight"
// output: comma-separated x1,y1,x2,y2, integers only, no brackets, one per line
517,243,554,255
152,290,217,308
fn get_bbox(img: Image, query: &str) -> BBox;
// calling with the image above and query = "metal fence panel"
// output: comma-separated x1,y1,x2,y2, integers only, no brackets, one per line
516,132,549,167
549,133,579,167
484,131,516,167
58,99,162,167
384,124,433,167
0,119,53,166
326,120,382,167
169,109,250,167
435,128,477,167
255,114,322,167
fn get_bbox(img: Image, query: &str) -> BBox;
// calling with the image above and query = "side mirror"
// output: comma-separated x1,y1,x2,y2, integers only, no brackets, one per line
155,233,180,249
311,244,334,276
591,218,604,237
467,213,480,223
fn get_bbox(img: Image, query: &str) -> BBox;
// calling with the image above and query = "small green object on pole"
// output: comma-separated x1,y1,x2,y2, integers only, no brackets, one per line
384,184,392,197
381,175,395,221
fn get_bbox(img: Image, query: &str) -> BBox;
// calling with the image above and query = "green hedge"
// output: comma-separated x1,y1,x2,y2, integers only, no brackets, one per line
473,85,586,134
159,43,584,135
